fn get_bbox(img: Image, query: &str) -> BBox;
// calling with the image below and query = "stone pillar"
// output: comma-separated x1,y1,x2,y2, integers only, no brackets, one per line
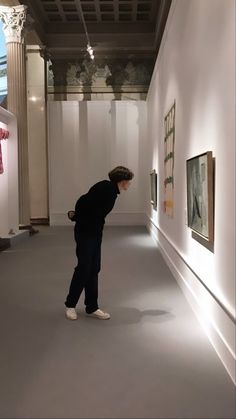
26,45,49,224
0,5,31,228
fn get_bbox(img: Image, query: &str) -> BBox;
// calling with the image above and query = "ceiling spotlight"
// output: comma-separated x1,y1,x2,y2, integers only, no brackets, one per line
77,0,95,61
87,44,95,60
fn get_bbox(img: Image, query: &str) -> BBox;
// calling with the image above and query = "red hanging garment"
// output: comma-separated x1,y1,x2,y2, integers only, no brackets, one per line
0,140,3,174
0,128,9,174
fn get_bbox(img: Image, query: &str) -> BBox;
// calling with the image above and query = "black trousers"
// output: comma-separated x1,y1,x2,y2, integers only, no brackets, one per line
65,232,102,313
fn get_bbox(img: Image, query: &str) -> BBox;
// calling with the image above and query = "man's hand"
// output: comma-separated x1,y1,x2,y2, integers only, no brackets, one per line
67,210,75,221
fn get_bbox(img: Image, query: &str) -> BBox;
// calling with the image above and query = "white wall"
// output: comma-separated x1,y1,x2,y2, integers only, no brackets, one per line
48,101,147,225
0,106,19,237
146,0,235,383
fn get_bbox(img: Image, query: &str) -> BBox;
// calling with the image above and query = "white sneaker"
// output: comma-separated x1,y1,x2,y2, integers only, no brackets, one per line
65,307,78,320
87,309,110,320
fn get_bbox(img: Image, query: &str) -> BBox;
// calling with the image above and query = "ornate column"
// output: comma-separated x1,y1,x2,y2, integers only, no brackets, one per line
27,45,49,224
0,5,31,228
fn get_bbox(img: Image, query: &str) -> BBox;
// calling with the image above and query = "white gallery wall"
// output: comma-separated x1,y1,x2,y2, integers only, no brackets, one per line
48,101,147,225
146,0,235,382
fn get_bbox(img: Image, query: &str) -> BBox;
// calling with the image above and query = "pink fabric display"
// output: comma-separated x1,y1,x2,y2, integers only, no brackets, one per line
0,128,10,174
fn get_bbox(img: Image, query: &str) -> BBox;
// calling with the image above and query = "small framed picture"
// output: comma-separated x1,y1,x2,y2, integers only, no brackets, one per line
150,170,157,210
186,151,214,242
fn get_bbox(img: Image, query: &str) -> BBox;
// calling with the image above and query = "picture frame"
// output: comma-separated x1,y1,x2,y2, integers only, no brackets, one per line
150,169,157,210
164,101,176,217
186,151,214,242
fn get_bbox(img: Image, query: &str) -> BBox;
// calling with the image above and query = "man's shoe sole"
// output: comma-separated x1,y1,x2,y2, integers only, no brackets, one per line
86,313,110,320
66,315,78,320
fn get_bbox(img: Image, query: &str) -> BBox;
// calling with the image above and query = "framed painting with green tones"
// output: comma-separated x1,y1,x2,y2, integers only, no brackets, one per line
186,151,214,242
150,170,157,210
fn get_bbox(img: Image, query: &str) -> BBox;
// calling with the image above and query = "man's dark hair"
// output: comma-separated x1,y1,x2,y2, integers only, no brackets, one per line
108,166,134,183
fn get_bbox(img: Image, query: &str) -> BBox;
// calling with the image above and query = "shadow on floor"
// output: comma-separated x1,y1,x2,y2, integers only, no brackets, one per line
77,307,175,326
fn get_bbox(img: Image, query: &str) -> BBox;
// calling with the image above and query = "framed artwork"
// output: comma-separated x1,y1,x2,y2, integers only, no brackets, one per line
150,170,157,210
164,101,176,217
186,151,214,242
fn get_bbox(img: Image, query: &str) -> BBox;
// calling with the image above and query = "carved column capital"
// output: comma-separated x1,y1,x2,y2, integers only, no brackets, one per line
39,46,51,62
50,59,69,86
0,5,27,44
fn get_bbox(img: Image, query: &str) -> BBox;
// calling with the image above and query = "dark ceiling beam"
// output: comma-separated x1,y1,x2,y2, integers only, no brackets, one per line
47,47,155,60
54,0,66,22
113,0,119,23
154,0,172,53
132,0,138,22
45,31,155,50
44,21,155,35
94,0,102,23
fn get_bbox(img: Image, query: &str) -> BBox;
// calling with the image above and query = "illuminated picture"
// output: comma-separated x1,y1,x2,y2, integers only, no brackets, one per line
186,151,214,242
164,101,175,217
150,170,157,210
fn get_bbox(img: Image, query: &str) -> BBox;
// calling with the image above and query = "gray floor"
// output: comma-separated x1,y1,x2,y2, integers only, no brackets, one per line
0,226,235,419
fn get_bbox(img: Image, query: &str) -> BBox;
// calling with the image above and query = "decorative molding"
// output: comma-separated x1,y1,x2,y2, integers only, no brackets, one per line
47,91,147,101
0,5,27,44
48,57,154,100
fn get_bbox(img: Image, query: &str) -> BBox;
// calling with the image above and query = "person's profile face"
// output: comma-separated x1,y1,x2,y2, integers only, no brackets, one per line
121,180,131,191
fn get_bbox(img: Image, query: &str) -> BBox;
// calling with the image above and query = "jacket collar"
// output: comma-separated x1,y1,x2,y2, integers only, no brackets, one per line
111,181,120,195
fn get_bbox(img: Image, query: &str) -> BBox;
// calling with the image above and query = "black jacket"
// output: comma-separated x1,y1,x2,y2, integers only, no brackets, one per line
72,180,120,236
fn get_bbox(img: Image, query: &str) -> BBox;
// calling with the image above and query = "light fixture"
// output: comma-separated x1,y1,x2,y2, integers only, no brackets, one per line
86,44,94,60
77,0,95,60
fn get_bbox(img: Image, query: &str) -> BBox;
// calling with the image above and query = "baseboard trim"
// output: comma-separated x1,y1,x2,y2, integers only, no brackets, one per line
30,217,49,226
146,216,236,385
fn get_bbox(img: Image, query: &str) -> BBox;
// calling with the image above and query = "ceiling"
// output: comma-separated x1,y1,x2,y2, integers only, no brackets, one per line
29,0,159,24
17,0,172,60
